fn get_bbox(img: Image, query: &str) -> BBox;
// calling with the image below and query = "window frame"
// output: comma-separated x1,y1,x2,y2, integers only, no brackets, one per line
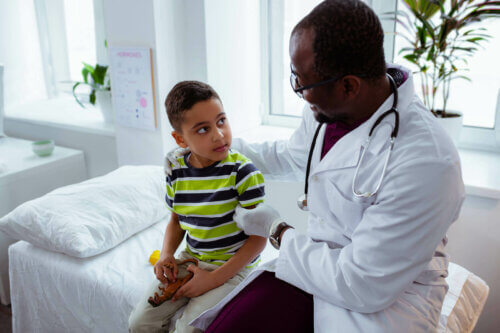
261,0,398,128
261,0,500,152
33,0,107,98
260,0,303,128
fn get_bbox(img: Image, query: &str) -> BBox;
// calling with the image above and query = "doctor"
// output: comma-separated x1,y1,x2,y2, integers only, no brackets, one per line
168,0,465,331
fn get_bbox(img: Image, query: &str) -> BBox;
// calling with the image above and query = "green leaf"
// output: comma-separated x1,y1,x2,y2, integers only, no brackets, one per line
403,54,419,64
82,62,95,75
450,75,472,82
93,64,108,85
81,67,90,84
72,82,85,108
89,89,96,105
427,44,436,61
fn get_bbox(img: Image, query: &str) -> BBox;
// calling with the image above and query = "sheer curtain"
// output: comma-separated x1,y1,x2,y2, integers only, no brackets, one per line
0,64,4,136
0,1,47,111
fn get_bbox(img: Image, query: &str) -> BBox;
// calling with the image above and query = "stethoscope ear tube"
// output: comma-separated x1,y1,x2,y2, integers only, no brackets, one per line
353,74,399,198
301,123,323,210
298,73,400,208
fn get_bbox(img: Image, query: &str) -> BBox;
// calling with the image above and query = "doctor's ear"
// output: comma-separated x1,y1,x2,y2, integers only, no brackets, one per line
171,131,188,148
340,76,361,99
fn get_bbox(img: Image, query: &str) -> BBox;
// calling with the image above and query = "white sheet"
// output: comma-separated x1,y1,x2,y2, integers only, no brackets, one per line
9,220,168,333
9,222,489,333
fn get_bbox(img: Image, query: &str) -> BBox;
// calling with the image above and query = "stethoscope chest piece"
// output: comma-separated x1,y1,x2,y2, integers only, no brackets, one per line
297,194,308,211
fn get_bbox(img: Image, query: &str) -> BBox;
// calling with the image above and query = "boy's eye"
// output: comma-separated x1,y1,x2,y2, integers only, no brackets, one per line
197,127,208,134
217,118,226,125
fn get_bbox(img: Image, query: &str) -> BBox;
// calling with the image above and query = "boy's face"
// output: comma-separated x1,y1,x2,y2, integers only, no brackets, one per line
172,98,232,168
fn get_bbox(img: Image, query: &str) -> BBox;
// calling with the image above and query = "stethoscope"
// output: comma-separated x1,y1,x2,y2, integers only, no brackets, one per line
297,74,400,211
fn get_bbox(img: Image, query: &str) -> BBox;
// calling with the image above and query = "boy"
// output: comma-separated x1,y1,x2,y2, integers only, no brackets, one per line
129,81,267,333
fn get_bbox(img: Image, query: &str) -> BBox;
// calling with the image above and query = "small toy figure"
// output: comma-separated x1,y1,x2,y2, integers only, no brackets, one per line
147,258,198,307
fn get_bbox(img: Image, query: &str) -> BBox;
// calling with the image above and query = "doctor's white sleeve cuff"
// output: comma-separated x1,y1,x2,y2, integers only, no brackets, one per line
275,228,309,292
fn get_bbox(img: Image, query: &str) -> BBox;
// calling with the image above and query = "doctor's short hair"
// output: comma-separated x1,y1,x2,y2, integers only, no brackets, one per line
293,0,386,80
165,80,221,132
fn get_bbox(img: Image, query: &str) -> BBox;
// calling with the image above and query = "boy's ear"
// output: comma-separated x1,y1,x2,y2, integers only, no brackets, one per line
171,131,188,148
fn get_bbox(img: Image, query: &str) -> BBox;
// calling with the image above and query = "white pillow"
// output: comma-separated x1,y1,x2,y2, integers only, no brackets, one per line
0,165,169,258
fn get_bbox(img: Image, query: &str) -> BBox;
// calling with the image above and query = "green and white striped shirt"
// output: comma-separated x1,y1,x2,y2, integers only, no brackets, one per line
166,151,265,266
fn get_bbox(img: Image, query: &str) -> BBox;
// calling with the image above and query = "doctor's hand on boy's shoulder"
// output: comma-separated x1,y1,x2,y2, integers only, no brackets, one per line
170,265,219,302
164,148,190,176
154,253,178,284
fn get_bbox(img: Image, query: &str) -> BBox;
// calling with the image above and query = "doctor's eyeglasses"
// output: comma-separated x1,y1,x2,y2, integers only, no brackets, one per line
290,66,342,99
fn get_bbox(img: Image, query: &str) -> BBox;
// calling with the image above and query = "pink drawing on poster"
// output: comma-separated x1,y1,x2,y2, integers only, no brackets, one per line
140,97,147,108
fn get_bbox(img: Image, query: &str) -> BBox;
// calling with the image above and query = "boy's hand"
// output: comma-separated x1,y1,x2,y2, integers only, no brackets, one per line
170,265,218,301
154,254,178,284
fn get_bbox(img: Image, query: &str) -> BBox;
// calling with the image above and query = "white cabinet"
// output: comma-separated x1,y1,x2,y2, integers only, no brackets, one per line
0,137,87,304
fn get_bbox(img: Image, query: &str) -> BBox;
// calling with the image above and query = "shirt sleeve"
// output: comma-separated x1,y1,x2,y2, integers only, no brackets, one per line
235,161,265,208
165,174,175,212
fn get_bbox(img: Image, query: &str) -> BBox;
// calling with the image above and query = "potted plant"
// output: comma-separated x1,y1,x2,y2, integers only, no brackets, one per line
384,0,500,142
72,62,113,123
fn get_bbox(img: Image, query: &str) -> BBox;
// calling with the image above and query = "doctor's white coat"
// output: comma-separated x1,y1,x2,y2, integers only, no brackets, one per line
191,67,465,332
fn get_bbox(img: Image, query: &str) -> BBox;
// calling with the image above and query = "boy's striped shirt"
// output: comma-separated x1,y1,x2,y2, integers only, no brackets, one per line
166,150,265,266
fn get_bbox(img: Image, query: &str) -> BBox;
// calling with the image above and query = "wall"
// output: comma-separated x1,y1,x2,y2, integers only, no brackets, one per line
103,0,208,167
103,0,170,166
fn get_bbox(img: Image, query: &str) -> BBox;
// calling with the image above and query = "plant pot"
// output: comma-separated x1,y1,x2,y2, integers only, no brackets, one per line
95,90,114,124
435,111,463,145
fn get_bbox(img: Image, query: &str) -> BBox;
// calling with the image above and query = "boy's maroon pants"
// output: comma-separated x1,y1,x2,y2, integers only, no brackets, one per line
205,271,314,333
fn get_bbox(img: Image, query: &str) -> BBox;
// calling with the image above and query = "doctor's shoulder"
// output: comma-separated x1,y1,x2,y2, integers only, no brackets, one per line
393,100,459,164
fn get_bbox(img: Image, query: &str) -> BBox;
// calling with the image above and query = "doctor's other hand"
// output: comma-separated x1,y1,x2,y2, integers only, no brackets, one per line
154,254,178,284
164,147,190,176
233,203,282,238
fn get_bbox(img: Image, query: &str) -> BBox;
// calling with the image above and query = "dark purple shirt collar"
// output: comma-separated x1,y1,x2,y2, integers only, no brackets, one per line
320,116,369,159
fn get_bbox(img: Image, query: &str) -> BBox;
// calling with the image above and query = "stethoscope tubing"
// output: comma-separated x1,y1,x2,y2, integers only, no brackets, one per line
300,74,399,209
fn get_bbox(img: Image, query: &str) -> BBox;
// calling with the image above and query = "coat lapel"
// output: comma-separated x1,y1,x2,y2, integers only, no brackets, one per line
310,67,415,177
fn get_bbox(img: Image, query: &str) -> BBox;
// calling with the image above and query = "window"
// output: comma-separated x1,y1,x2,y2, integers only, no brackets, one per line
392,0,500,150
0,1,46,109
263,0,397,127
263,0,499,150
446,18,500,129
0,0,105,109
393,1,500,129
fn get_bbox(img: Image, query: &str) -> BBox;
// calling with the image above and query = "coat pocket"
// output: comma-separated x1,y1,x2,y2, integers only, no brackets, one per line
326,179,373,236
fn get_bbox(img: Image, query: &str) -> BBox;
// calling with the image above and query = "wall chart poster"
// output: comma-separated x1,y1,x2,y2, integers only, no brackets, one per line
109,46,157,131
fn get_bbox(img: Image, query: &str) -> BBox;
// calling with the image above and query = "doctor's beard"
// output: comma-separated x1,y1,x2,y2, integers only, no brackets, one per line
313,109,347,124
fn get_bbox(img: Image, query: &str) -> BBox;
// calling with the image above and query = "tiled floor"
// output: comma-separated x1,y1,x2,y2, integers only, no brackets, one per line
0,303,12,332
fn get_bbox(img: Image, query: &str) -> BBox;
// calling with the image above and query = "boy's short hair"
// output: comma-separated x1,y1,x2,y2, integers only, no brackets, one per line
165,81,221,131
